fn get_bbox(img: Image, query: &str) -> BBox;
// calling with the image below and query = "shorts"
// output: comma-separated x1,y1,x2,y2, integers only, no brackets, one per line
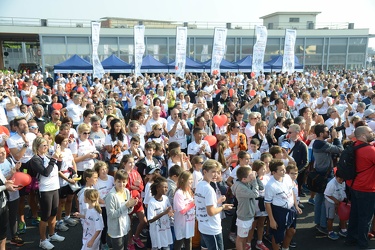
130,199,144,214
236,218,254,238
325,199,336,219
0,205,9,240
59,185,75,199
39,190,59,222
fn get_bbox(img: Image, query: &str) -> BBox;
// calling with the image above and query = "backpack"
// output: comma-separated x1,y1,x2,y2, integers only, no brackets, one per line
336,141,371,183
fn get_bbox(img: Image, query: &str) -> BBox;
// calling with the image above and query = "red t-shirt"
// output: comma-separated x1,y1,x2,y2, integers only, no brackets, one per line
347,141,375,192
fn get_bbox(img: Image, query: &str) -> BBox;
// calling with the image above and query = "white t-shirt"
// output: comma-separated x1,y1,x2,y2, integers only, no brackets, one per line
324,178,346,204
245,123,255,138
143,182,152,205
187,140,211,161
81,207,104,250
192,170,203,190
0,159,19,201
173,189,195,240
94,176,114,207
316,96,333,115
264,174,295,209
167,119,188,149
195,180,222,235
71,139,97,171
146,117,167,133
66,102,84,125
59,148,74,187
7,133,36,163
147,195,173,248
0,98,9,125
38,155,60,192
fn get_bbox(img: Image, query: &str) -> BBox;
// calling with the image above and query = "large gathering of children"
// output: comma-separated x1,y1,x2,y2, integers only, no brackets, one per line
1,69,375,250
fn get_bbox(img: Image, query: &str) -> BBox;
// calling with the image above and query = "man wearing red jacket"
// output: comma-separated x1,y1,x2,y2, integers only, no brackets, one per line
346,126,375,249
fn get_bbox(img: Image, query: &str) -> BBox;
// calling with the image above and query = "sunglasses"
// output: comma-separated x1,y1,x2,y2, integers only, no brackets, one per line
235,126,241,129
83,132,91,135
197,161,204,164
155,128,163,131
29,126,38,129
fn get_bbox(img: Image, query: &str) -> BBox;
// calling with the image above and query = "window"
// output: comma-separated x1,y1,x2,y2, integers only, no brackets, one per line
289,18,300,23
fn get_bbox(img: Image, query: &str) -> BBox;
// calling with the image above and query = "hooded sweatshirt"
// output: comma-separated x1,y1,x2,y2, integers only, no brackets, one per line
231,179,259,221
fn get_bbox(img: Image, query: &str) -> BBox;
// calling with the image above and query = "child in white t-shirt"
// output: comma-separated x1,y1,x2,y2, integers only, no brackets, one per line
324,173,347,240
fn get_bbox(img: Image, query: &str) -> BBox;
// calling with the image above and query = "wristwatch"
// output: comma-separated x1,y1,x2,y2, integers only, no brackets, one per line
23,143,29,148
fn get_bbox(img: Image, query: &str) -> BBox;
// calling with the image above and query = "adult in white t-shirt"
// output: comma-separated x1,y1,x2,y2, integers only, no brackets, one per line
316,89,333,117
71,125,98,172
146,106,167,134
65,94,85,127
7,118,36,164
167,108,190,151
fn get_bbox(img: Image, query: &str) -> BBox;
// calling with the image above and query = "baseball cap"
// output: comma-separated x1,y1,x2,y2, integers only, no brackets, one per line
363,109,375,118
146,166,160,175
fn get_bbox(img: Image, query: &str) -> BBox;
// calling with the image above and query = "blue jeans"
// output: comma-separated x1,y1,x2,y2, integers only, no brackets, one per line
347,189,375,248
201,233,224,250
314,193,327,228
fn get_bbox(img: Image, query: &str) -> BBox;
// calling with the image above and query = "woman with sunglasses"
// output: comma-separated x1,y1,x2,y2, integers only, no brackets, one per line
72,124,98,179
227,121,247,152
29,137,65,250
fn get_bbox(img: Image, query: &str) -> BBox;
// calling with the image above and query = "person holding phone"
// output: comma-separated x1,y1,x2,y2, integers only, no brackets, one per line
167,108,190,154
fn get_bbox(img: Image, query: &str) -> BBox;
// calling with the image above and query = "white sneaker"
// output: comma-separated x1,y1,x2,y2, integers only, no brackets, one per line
48,233,65,242
64,217,78,227
56,222,69,232
39,239,55,250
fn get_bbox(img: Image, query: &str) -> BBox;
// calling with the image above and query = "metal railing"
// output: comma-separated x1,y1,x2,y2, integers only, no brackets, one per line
0,17,357,30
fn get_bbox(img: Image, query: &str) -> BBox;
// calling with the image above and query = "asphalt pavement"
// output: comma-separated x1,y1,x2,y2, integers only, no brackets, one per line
5,196,375,250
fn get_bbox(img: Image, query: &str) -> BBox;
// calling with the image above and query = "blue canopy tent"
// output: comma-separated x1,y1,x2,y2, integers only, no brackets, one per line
54,54,93,73
202,59,238,72
101,54,132,73
134,55,169,73
234,55,271,73
264,55,303,72
167,57,205,73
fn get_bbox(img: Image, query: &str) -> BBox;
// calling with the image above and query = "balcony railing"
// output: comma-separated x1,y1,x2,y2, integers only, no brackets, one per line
0,17,359,31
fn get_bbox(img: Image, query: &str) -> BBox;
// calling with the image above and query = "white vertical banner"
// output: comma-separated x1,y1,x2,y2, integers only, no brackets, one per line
211,28,227,75
134,25,145,77
282,29,297,74
91,21,105,79
175,27,187,79
252,25,268,75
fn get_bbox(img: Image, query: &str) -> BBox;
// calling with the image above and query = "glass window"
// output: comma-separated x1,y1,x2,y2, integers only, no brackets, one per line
67,37,90,55
146,37,168,60
348,37,367,53
348,54,365,63
289,18,300,23
119,37,134,58
42,36,66,55
98,37,118,55
329,55,346,64
241,38,253,56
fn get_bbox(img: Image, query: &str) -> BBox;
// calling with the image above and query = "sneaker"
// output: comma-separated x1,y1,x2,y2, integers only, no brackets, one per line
289,240,297,248
328,231,339,240
308,198,315,205
245,243,252,250
10,236,25,246
101,243,109,250
132,236,144,248
316,225,328,235
256,241,269,250
56,221,69,232
39,239,55,250
17,221,26,234
229,232,236,243
140,228,149,238
264,234,272,244
48,233,65,242
32,217,41,226
127,243,136,250
64,217,77,227
339,230,348,238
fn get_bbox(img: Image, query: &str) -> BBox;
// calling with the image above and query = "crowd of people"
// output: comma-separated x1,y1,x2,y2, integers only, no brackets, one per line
0,68,374,250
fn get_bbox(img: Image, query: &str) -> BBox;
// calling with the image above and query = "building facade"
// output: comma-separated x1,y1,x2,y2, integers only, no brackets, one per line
0,12,373,72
